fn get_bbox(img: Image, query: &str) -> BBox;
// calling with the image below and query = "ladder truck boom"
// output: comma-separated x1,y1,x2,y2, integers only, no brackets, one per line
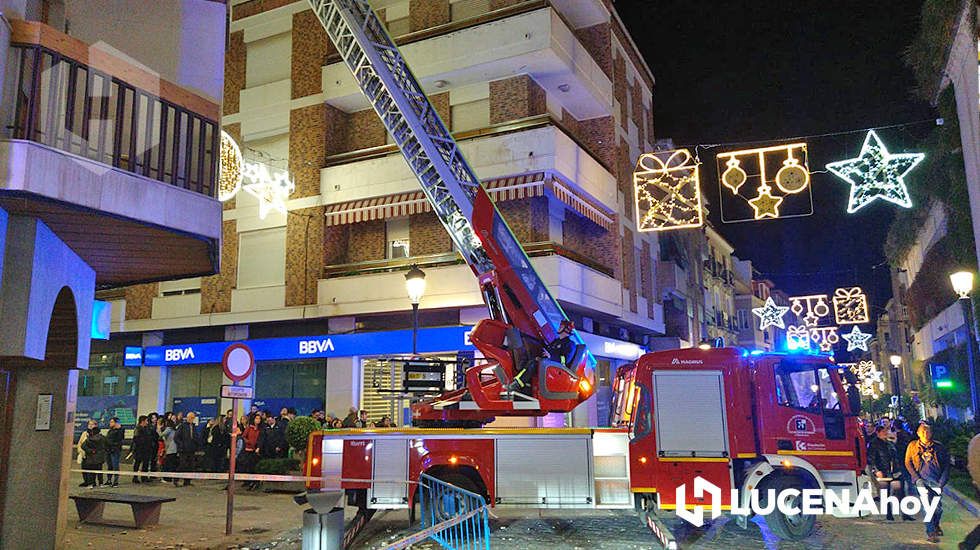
308,0,597,424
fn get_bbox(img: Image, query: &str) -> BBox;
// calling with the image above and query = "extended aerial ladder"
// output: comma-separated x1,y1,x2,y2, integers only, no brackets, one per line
307,0,597,425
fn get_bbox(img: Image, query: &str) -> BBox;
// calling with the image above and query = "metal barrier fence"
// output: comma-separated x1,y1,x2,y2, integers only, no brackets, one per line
386,473,491,550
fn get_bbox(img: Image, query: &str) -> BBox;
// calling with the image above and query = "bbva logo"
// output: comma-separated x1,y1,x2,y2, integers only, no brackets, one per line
164,347,195,362
299,339,335,355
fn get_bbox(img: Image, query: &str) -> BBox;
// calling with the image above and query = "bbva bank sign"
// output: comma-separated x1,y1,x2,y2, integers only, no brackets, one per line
143,326,475,366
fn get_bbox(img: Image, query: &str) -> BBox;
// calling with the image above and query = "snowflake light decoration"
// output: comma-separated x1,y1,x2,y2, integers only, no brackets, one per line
242,161,295,219
841,325,872,352
752,297,790,330
825,130,924,213
633,149,704,232
832,287,870,325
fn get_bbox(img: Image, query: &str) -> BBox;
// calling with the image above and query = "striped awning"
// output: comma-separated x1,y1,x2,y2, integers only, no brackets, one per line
324,170,615,231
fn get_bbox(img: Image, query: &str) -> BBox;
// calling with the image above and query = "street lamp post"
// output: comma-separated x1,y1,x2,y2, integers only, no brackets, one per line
889,354,903,414
405,265,426,355
950,271,980,418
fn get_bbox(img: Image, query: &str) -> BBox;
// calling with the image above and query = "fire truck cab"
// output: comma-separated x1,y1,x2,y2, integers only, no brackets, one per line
615,347,872,541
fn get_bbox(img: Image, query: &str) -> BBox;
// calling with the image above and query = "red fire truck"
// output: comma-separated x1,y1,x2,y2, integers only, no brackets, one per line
305,347,872,547
302,1,872,547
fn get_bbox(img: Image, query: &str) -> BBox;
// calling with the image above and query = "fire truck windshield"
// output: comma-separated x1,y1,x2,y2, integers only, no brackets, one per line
774,360,859,415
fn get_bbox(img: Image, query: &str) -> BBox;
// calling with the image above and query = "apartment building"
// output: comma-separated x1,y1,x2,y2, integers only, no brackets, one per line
94,0,668,428
703,225,738,344
0,1,225,546
732,261,782,352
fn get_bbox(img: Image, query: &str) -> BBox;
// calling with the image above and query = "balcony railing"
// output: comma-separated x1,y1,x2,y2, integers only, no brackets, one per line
322,241,615,280
4,21,220,197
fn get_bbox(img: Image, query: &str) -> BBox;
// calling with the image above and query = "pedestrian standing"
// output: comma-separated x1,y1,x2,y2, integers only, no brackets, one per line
239,414,263,490
174,411,201,487
160,418,178,484
259,415,287,459
204,418,228,472
868,425,911,520
905,422,951,544
80,420,107,488
105,417,124,487
342,407,358,428
131,416,156,483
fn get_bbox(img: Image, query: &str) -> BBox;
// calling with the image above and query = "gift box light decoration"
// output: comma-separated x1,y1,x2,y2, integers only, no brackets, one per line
832,287,870,325
786,325,811,350
633,149,704,232
789,294,831,327
825,130,924,213
716,143,812,222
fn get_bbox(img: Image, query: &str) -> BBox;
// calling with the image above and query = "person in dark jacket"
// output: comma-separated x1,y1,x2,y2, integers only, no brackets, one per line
105,417,124,487
174,412,202,486
131,415,157,483
341,407,358,428
906,423,951,543
258,415,287,459
80,420,107,488
868,426,911,520
204,418,229,472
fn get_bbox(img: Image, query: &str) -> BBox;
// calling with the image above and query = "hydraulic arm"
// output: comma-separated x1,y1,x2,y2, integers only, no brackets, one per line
308,0,596,424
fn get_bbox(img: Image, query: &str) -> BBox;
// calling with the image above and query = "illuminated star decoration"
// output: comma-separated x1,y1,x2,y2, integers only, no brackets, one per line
748,185,783,219
841,325,872,352
825,130,924,213
242,161,295,219
633,149,704,232
752,297,790,330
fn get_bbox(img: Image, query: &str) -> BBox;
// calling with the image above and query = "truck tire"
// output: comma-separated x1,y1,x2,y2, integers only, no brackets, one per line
762,475,817,541
423,472,482,523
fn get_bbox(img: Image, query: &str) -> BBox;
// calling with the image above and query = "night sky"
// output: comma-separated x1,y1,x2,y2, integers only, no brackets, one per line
617,1,937,314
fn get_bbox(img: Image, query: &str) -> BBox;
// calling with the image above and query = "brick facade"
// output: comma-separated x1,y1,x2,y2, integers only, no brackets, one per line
409,212,452,256
631,83,645,144
489,0,522,9
200,220,238,314
430,92,451,129
562,214,620,278
224,31,245,116
612,54,628,131
347,110,387,151
124,283,157,320
617,138,634,222
498,197,549,244
324,223,349,266
623,230,637,313
561,111,615,172
290,104,327,198
574,23,612,79
285,206,325,306
232,0,294,20
641,240,655,318
292,10,331,99
347,220,386,263
489,75,547,125
409,0,450,32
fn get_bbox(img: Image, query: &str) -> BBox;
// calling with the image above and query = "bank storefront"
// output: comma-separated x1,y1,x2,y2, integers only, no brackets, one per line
79,325,646,428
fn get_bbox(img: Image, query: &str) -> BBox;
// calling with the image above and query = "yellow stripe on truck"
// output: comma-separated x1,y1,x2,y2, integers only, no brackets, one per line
777,450,854,457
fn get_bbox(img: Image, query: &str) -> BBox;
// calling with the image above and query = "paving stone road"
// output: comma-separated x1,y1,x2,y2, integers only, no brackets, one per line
65,471,977,550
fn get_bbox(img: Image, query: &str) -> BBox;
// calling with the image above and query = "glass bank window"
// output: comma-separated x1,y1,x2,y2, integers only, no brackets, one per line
80,353,139,397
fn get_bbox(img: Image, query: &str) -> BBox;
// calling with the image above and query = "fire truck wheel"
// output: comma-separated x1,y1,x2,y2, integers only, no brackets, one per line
761,475,817,541
425,472,482,522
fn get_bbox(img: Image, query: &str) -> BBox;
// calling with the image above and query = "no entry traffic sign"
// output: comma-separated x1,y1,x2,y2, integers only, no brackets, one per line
222,343,255,382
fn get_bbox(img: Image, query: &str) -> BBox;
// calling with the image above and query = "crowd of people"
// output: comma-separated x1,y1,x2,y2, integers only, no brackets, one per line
862,417,951,544
308,407,395,429
75,406,300,490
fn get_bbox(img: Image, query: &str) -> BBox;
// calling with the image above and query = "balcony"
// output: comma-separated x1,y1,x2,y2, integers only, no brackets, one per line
319,6,611,120
0,20,222,286
316,241,660,332
321,115,618,216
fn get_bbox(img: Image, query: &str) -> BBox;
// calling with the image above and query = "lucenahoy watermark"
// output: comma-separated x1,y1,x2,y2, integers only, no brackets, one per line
674,476,940,527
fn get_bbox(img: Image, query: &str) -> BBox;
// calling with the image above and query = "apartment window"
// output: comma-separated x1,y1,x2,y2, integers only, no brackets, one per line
159,278,202,296
386,217,410,259
238,228,286,288
736,310,749,330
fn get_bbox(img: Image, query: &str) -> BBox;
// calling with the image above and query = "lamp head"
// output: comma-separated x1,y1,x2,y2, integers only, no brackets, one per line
950,271,974,299
405,265,426,304
889,354,902,367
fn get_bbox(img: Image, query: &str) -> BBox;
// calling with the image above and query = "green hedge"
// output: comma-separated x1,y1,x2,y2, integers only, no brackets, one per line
255,458,301,475
286,416,320,452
